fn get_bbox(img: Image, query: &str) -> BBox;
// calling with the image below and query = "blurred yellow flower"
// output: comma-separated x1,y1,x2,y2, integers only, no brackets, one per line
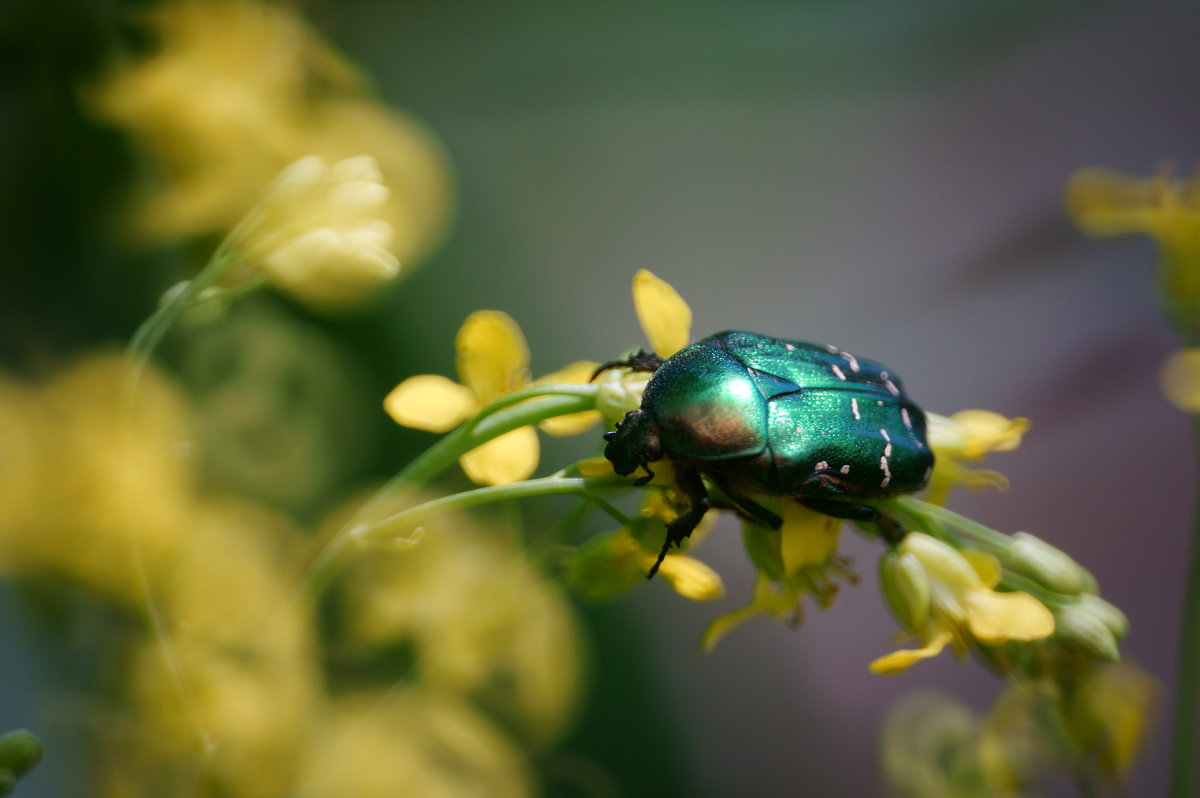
226,154,400,309
923,410,1030,504
294,691,531,798
384,310,599,485
1162,347,1200,413
0,354,194,604
1067,165,1200,336
89,0,452,276
564,528,724,603
870,532,1054,675
338,503,583,746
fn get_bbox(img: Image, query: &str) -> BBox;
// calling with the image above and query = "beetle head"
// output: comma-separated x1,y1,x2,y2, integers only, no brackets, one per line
603,409,662,482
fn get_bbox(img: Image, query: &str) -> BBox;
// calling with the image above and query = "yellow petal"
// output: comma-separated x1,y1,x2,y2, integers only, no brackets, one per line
656,555,725,602
780,502,840,573
868,632,952,675
534,360,602,436
456,310,531,405
459,425,539,486
926,410,1029,459
632,269,691,358
700,604,762,653
576,456,617,478
1162,348,1200,413
964,589,1055,644
963,549,1002,588
383,374,477,432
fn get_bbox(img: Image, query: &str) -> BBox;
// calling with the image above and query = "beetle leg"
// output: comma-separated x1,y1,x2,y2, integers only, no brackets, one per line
710,476,782,530
648,465,709,578
799,499,906,545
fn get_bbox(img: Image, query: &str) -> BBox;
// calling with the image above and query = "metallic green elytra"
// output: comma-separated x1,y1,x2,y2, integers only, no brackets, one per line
602,330,934,575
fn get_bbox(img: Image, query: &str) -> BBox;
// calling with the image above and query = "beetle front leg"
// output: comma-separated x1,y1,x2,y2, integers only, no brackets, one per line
648,465,709,579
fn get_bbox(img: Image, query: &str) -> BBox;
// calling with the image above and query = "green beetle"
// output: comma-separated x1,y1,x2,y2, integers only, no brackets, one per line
602,331,934,575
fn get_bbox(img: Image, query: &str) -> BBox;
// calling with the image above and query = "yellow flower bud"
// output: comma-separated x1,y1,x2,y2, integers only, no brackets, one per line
1054,595,1129,661
879,550,931,629
594,367,652,423
1007,532,1097,596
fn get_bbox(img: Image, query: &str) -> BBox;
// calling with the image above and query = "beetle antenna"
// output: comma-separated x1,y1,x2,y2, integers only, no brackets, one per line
590,349,665,381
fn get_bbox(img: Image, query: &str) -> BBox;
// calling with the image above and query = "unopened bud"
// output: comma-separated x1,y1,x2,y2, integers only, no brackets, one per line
879,550,931,628
1007,532,1096,596
1054,595,1128,661
595,367,652,423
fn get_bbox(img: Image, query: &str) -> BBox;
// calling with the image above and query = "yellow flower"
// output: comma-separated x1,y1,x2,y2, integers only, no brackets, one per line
293,691,531,798
564,528,724,603
89,0,453,268
336,501,583,745
1067,165,1200,336
923,410,1030,504
870,532,1054,675
701,503,849,651
0,353,195,603
383,310,599,486
226,155,401,309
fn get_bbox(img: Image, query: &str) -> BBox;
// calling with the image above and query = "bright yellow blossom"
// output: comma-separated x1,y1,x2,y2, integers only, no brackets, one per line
870,532,1054,675
384,311,600,485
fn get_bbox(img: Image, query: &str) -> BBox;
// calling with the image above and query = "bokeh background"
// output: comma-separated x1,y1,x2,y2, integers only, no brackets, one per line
2,0,1197,795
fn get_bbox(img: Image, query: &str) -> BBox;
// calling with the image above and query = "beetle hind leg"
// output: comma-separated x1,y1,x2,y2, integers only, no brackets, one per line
799,499,905,545
649,465,710,578
710,476,782,530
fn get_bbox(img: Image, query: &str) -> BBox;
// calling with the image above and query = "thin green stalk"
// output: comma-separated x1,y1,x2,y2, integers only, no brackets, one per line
304,476,630,599
348,385,597,527
888,496,1014,555
1169,416,1200,797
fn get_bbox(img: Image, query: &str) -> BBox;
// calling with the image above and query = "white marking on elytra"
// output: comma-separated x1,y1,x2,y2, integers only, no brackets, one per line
839,464,850,474
795,425,803,433
757,343,764,348
880,428,893,456
831,364,847,381
816,460,829,471
880,455,892,487
876,400,884,407
825,344,839,354
901,407,913,430
851,397,861,420
785,343,795,351
842,351,860,372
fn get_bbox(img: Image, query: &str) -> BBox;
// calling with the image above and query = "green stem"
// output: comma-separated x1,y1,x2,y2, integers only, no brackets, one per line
349,385,597,526
1169,416,1200,798
888,496,1014,555
304,476,630,599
